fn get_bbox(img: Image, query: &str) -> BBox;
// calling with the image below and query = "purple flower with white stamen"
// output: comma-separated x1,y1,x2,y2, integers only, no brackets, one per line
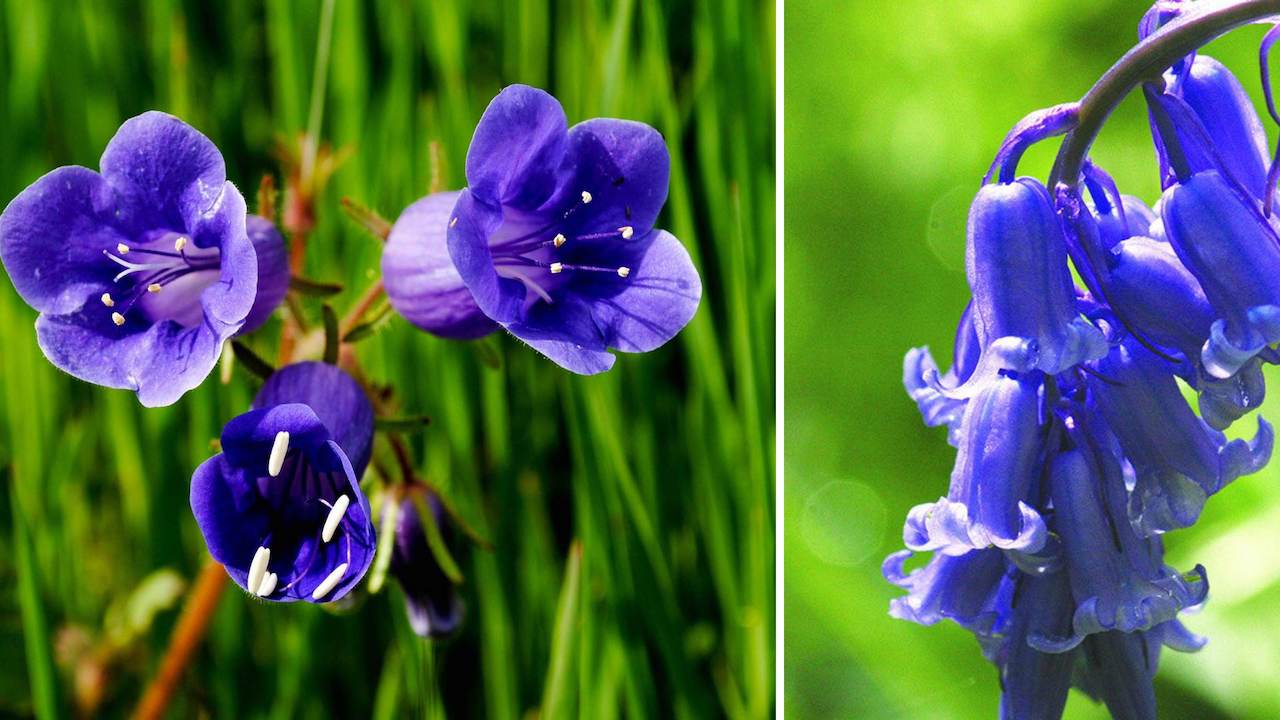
386,489,464,638
0,111,264,407
190,362,376,603
438,84,702,374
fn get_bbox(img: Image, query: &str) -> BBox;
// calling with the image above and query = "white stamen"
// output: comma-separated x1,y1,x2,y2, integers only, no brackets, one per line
248,545,271,594
549,262,564,274
321,494,350,543
580,191,593,204
553,233,567,248
617,266,631,278
256,572,278,597
101,293,115,307
268,431,290,477
174,236,188,252
116,243,130,255
105,252,169,282
619,226,634,239
147,283,162,293
311,563,348,600
449,217,458,228
111,312,125,326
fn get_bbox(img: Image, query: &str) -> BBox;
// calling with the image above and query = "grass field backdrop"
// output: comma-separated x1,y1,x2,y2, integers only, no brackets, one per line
786,1,1280,718
0,1,776,717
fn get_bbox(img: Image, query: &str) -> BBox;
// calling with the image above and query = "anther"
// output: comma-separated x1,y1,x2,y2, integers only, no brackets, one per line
174,236,188,252
256,572,278,597
553,233,567,248
116,243,130,255
620,226,634,239
311,563,348,600
617,267,631,278
111,312,125,326
550,262,564,274
449,217,458,228
268,431,290,477
248,545,271,594
581,191,593,204
147,283,162,293
321,494,350,543
101,293,115,307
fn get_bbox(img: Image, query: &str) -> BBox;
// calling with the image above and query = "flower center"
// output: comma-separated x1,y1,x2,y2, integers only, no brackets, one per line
245,431,355,600
478,190,634,303
99,231,221,327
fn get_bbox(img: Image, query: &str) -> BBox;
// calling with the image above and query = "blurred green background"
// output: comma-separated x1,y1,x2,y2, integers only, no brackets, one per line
0,0,774,717
786,1,1280,718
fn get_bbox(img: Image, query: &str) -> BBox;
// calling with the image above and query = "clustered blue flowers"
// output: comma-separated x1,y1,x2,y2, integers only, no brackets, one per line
888,2,1280,717
0,87,700,633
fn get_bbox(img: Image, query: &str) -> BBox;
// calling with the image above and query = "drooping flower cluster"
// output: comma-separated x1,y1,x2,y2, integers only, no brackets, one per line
889,3,1280,717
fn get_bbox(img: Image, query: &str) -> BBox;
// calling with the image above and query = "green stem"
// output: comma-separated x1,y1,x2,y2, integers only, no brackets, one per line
1050,0,1280,187
301,0,337,185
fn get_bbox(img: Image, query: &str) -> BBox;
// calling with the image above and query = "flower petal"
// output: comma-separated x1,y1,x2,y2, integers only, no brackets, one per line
0,166,126,315
446,189,523,324
551,118,671,237
99,111,228,233
240,215,289,334
465,85,568,211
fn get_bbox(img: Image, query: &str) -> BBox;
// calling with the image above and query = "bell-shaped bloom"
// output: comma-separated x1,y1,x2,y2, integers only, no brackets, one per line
1078,631,1159,720
903,303,979,446
1090,340,1272,533
0,111,262,407
240,215,290,334
1147,89,1280,379
1171,55,1271,201
904,372,1048,555
1042,443,1208,648
994,570,1077,720
381,190,499,340
386,489,464,637
190,362,376,603
965,177,1106,378
881,547,1012,633
445,85,702,374
1083,162,1157,249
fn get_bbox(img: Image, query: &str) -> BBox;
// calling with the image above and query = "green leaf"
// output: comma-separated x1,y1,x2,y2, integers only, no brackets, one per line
340,196,393,241
374,415,432,433
231,341,276,380
342,301,395,343
289,275,344,297
411,493,464,585
367,496,398,595
322,303,339,364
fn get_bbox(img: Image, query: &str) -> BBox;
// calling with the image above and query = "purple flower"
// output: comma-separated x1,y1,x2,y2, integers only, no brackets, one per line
903,303,978,446
381,190,499,340
441,85,702,374
963,177,1106,379
903,372,1048,555
385,489,464,637
0,111,270,407
993,571,1076,720
1090,339,1272,534
1146,89,1280,380
1041,441,1207,648
190,362,376,603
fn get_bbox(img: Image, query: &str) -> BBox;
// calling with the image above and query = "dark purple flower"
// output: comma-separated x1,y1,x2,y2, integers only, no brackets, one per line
381,190,499,340
994,570,1076,720
190,362,376,603
904,372,1048,555
1146,89,1280,380
1090,340,1272,534
963,177,1106,379
385,489,464,637
0,111,263,407
443,85,702,374
1041,441,1207,648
